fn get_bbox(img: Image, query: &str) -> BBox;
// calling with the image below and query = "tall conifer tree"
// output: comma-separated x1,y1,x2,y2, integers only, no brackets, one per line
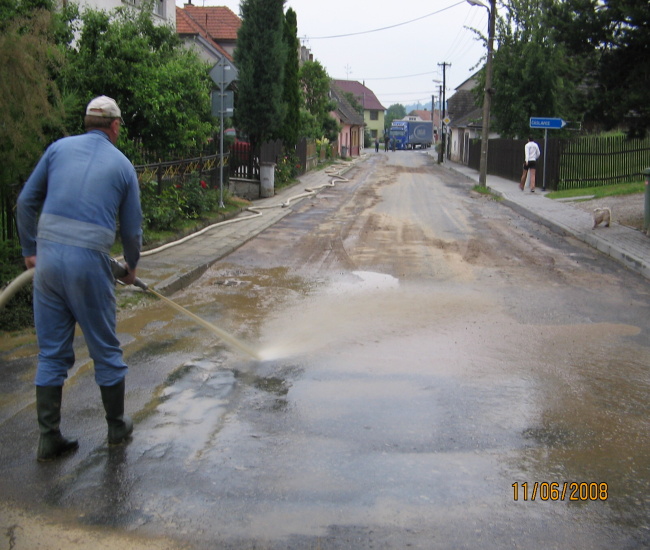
234,0,287,150
278,8,301,147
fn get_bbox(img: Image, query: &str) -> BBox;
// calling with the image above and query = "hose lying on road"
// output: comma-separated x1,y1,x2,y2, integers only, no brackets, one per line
0,157,362,308
130,158,359,258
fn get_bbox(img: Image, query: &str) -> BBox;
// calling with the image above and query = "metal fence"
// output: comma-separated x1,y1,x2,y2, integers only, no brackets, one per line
134,154,227,191
558,135,650,189
467,135,650,191
228,138,316,180
2,137,328,241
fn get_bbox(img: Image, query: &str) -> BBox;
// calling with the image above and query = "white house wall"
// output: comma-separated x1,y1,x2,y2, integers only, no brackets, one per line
65,0,176,27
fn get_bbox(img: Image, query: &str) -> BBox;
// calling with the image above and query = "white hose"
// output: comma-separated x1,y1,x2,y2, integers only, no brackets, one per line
130,157,360,259
0,268,35,310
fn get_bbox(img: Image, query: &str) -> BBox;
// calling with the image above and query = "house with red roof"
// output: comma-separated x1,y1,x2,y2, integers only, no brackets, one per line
176,2,240,64
331,80,386,144
330,85,365,158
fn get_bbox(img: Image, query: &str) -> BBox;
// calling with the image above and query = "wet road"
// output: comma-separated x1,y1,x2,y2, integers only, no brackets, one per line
1,151,650,549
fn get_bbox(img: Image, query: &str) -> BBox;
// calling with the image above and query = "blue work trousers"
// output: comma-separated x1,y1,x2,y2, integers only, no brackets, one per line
33,241,127,387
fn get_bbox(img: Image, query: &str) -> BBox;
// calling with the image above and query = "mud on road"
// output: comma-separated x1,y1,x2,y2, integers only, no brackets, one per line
2,151,649,549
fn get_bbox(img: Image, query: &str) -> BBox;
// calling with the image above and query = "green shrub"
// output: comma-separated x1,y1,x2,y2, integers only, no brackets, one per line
140,180,186,231
275,151,301,186
178,175,219,218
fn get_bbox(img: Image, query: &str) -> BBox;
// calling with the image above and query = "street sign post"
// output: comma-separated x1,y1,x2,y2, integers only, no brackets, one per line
211,90,233,117
529,117,567,190
209,57,237,90
210,57,238,207
529,117,567,129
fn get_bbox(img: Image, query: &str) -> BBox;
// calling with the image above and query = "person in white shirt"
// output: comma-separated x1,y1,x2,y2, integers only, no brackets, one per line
522,137,541,193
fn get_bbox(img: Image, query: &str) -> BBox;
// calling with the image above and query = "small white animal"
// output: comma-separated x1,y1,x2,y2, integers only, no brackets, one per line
592,207,611,229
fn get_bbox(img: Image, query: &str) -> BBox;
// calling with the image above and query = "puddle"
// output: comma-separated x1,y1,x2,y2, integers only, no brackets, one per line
254,273,491,361
328,271,400,294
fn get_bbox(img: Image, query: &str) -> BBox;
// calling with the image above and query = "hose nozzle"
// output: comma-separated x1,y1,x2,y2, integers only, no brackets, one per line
109,258,148,291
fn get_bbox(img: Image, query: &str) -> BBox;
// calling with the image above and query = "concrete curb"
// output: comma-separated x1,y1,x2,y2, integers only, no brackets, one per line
442,160,649,281
143,160,361,296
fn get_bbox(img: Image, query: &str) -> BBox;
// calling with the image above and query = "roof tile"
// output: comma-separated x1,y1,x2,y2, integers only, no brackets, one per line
177,5,240,40
331,79,385,111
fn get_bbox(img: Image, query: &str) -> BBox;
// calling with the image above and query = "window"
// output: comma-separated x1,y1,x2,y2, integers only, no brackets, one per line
370,110,378,121
153,0,164,17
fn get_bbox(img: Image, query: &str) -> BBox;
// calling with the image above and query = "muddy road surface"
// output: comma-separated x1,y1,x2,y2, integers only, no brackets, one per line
1,151,649,549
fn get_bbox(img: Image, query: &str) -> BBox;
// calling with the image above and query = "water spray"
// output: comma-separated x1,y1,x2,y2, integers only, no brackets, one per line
109,259,261,360
0,260,261,361
1,158,363,359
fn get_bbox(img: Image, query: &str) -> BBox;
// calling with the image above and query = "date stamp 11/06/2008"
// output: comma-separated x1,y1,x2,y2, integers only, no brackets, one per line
512,482,608,502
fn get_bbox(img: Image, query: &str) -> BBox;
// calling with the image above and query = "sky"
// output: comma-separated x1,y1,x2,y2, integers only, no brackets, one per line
176,0,490,109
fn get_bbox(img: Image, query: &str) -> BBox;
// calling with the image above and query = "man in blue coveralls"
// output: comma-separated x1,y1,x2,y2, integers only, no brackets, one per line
17,96,143,461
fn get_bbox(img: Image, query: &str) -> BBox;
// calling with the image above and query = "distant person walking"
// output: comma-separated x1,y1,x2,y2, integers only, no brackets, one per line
520,137,541,192
374,137,379,152
384,136,389,152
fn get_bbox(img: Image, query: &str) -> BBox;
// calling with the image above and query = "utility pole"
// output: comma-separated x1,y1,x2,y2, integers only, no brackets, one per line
437,62,450,164
431,93,435,140
467,0,496,188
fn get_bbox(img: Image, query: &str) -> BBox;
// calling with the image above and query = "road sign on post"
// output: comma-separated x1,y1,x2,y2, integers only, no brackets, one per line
529,117,566,129
210,57,238,208
211,90,234,117
529,117,567,191
210,57,237,90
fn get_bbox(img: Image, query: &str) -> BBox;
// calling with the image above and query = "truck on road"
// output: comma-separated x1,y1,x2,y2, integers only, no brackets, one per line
389,120,433,150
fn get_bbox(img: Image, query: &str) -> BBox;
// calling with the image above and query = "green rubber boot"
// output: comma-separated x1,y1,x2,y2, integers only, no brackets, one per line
99,379,133,445
36,385,79,462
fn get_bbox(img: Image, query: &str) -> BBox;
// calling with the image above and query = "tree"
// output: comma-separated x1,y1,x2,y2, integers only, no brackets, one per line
299,59,338,140
480,0,579,139
0,4,66,235
385,104,407,131
61,4,215,159
277,7,301,147
547,0,650,137
234,0,287,150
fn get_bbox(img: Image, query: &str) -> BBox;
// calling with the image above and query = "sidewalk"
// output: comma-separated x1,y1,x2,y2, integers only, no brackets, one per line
444,160,650,281
134,160,360,295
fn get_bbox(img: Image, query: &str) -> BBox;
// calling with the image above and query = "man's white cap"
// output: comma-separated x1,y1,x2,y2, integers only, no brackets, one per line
86,95,121,118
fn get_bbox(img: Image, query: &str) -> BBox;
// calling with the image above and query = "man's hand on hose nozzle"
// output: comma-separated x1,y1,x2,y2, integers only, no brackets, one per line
118,265,137,287
24,255,36,270
110,258,148,290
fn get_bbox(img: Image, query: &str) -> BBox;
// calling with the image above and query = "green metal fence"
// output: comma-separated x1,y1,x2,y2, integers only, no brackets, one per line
468,134,650,191
558,135,650,190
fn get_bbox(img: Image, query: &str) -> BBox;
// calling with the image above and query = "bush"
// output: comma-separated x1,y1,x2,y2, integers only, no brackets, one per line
140,179,186,231
275,151,301,186
178,175,219,218
139,172,223,237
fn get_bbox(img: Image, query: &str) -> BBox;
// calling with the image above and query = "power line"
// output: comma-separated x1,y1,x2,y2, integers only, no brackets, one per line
377,90,444,97
304,1,465,40
362,71,437,81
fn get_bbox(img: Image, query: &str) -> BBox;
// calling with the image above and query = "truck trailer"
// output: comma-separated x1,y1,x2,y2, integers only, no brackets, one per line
389,120,433,150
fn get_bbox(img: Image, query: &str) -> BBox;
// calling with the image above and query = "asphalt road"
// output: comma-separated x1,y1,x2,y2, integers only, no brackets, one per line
1,150,649,549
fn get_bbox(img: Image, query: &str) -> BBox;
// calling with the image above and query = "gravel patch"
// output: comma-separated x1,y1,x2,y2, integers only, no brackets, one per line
564,193,646,231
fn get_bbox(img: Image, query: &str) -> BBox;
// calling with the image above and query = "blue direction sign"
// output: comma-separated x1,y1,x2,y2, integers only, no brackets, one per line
530,117,566,129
